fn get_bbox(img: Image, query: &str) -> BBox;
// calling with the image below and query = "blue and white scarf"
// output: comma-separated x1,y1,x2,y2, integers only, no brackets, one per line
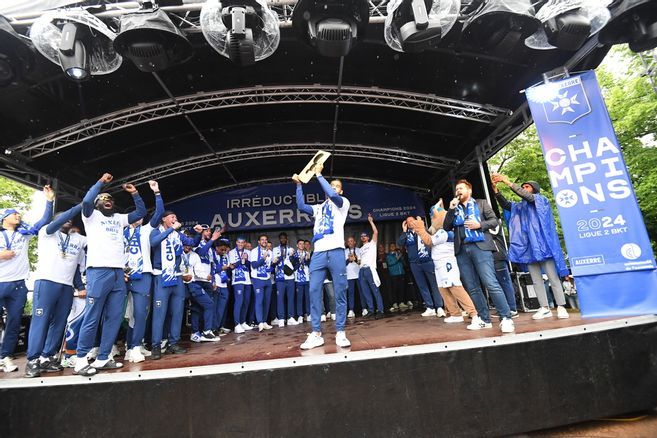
454,199,485,243
233,248,248,282
256,246,270,278
160,226,182,287
295,250,309,283
275,245,289,281
218,254,229,284
124,226,143,280
312,200,335,243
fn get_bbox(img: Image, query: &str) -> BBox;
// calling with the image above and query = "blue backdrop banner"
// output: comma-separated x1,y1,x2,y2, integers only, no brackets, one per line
168,180,425,231
526,70,657,316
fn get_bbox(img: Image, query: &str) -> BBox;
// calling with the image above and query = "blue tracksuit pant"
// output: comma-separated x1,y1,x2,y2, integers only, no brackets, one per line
189,282,214,332
410,261,443,309
27,280,73,361
0,280,28,358
125,273,152,349
151,275,186,346
213,287,229,329
276,279,296,319
358,267,384,313
296,282,309,316
252,278,273,324
309,248,347,333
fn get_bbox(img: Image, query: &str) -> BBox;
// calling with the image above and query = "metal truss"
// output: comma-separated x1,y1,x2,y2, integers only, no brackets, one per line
638,49,657,95
107,143,458,192
8,85,510,159
166,174,429,205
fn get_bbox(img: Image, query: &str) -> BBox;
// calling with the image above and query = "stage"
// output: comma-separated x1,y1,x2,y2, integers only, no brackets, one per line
1,310,657,437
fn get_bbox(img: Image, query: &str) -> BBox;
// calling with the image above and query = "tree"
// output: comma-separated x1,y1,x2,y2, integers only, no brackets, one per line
0,175,38,268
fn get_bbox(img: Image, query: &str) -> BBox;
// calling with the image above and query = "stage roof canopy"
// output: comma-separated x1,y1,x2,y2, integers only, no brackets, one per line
0,0,620,207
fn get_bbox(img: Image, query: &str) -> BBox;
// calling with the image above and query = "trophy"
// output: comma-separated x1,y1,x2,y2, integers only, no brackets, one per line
294,150,331,183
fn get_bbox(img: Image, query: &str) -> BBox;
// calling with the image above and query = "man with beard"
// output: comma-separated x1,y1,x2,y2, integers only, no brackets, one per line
0,185,55,373
150,212,203,359
273,232,297,327
250,234,274,332
25,203,87,377
123,180,163,363
74,174,146,376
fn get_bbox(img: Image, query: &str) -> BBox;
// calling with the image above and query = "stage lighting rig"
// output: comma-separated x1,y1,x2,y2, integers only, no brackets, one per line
113,7,193,72
384,0,460,53
201,0,280,66
29,9,122,81
599,0,657,53
525,0,611,51
0,16,35,87
292,0,369,57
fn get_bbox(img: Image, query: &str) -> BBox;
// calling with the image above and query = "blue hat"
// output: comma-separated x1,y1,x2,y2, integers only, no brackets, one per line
360,230,370,238
1,209,19,221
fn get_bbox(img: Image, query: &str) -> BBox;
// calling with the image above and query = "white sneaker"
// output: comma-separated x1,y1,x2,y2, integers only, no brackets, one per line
1,357,18,373
190,332,203,343
287,317,299,326
330,313,336,321
436,308,446,317
60,356,75,368
500,318,515,333
202,330,220,342
160,339,168,352
532,307,553,320
140,346,152,357
306,315,312,322
277,319,285,328
362,309,369,317
220,327,232,334
406,301,414,309
421,308,436,317
234,324,245,334
444,316,465,323
86,347,99,360
347,310,356,318
242,322,254,331
398,302,408,310
124,349,132,361
557,306,570,319
258,322,265,332
272,318,280,326
130,346,146,363
300,332,325,350
263,322,273,330
297,316,304,324
467,315,493,330
335,331,351,348
110,344,120,359
389,306,397,313
320,314,327,322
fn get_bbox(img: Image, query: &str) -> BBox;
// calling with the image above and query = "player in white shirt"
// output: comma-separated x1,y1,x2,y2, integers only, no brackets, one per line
294,163,351,349
25,203,86,378
228,236,252,334
250,234,274,332
358,214,385,318
344,237,363,318
0,185,54,373
73,173,146,376
123,180,164,363
273,232,298,327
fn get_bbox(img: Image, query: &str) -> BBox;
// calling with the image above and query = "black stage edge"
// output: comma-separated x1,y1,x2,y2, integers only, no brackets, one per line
2,317,657,438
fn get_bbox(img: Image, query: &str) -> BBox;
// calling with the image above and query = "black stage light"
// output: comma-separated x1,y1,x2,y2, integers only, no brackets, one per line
292,0,369,57
0,15,35,87
599,0,657,53
58,22,89,80
201,0,280,66
462,0,540,56
114,8,193,72
526,0,611,51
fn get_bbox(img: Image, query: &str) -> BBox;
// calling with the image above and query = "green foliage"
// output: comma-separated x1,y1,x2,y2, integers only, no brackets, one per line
0,176,39,269
489,45,657,254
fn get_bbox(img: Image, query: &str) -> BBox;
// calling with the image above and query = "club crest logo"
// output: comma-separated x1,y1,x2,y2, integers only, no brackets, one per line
88,297,94,305
555,190,578,208
542,77,591,125
35,308,43,316
155,300,162,308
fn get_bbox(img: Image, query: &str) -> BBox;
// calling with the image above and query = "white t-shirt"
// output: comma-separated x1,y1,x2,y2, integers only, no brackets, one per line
344,247,361,280
430,230,456,260
82,210,130,269
228,247,251,285
250,246,273,280
185,250,212,283
35,228,86,285
0,230,33,282
273,245,295,281
125,223,155,274
311,197,350,253
359,240,377,268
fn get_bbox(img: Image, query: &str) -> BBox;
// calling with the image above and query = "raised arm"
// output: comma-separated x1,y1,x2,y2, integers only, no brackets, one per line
295,181,314,215
148,181,165,228
367,213,378,242
316,175,343,208
123,183,147,224
83,174,112,217
413,218,433,247
28,185,55,235
45,204,82,235
150,226,175,247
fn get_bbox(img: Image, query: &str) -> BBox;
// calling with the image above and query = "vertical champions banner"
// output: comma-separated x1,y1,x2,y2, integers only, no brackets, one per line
168,180,425,231
527,70,657,317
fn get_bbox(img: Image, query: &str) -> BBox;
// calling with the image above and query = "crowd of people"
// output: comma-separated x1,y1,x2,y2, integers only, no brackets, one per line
0,164,574,378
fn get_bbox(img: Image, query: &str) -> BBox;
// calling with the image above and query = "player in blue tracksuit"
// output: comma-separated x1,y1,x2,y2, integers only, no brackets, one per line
149,211,202,359
194,226,223,332
291,239,311,323
228,237,252,334
74,174,146,376
294,163,351,350
250,234,274,332
25,203,85,377
123,180,164,363
273,232,297,327
212,239,232,333
0,185,54,373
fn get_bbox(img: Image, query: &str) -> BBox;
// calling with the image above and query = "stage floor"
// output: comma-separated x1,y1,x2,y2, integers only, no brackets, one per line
0,309,625,382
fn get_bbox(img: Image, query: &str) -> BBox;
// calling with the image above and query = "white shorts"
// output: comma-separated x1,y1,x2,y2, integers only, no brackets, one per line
433,257,462,288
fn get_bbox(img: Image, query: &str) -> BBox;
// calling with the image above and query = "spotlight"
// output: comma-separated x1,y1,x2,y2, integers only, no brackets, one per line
201,0,280,66
599,0,657,53
292,0,369,57
29,10,122,80
525,0,611,51
462,0,540,56
384,0,460,53
0,16,35,87
114,8,193,72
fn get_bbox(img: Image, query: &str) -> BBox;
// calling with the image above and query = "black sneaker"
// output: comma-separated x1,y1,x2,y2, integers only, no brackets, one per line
151,345,162,360
166,344,187,354
25,360,41,378
39,358,64,373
